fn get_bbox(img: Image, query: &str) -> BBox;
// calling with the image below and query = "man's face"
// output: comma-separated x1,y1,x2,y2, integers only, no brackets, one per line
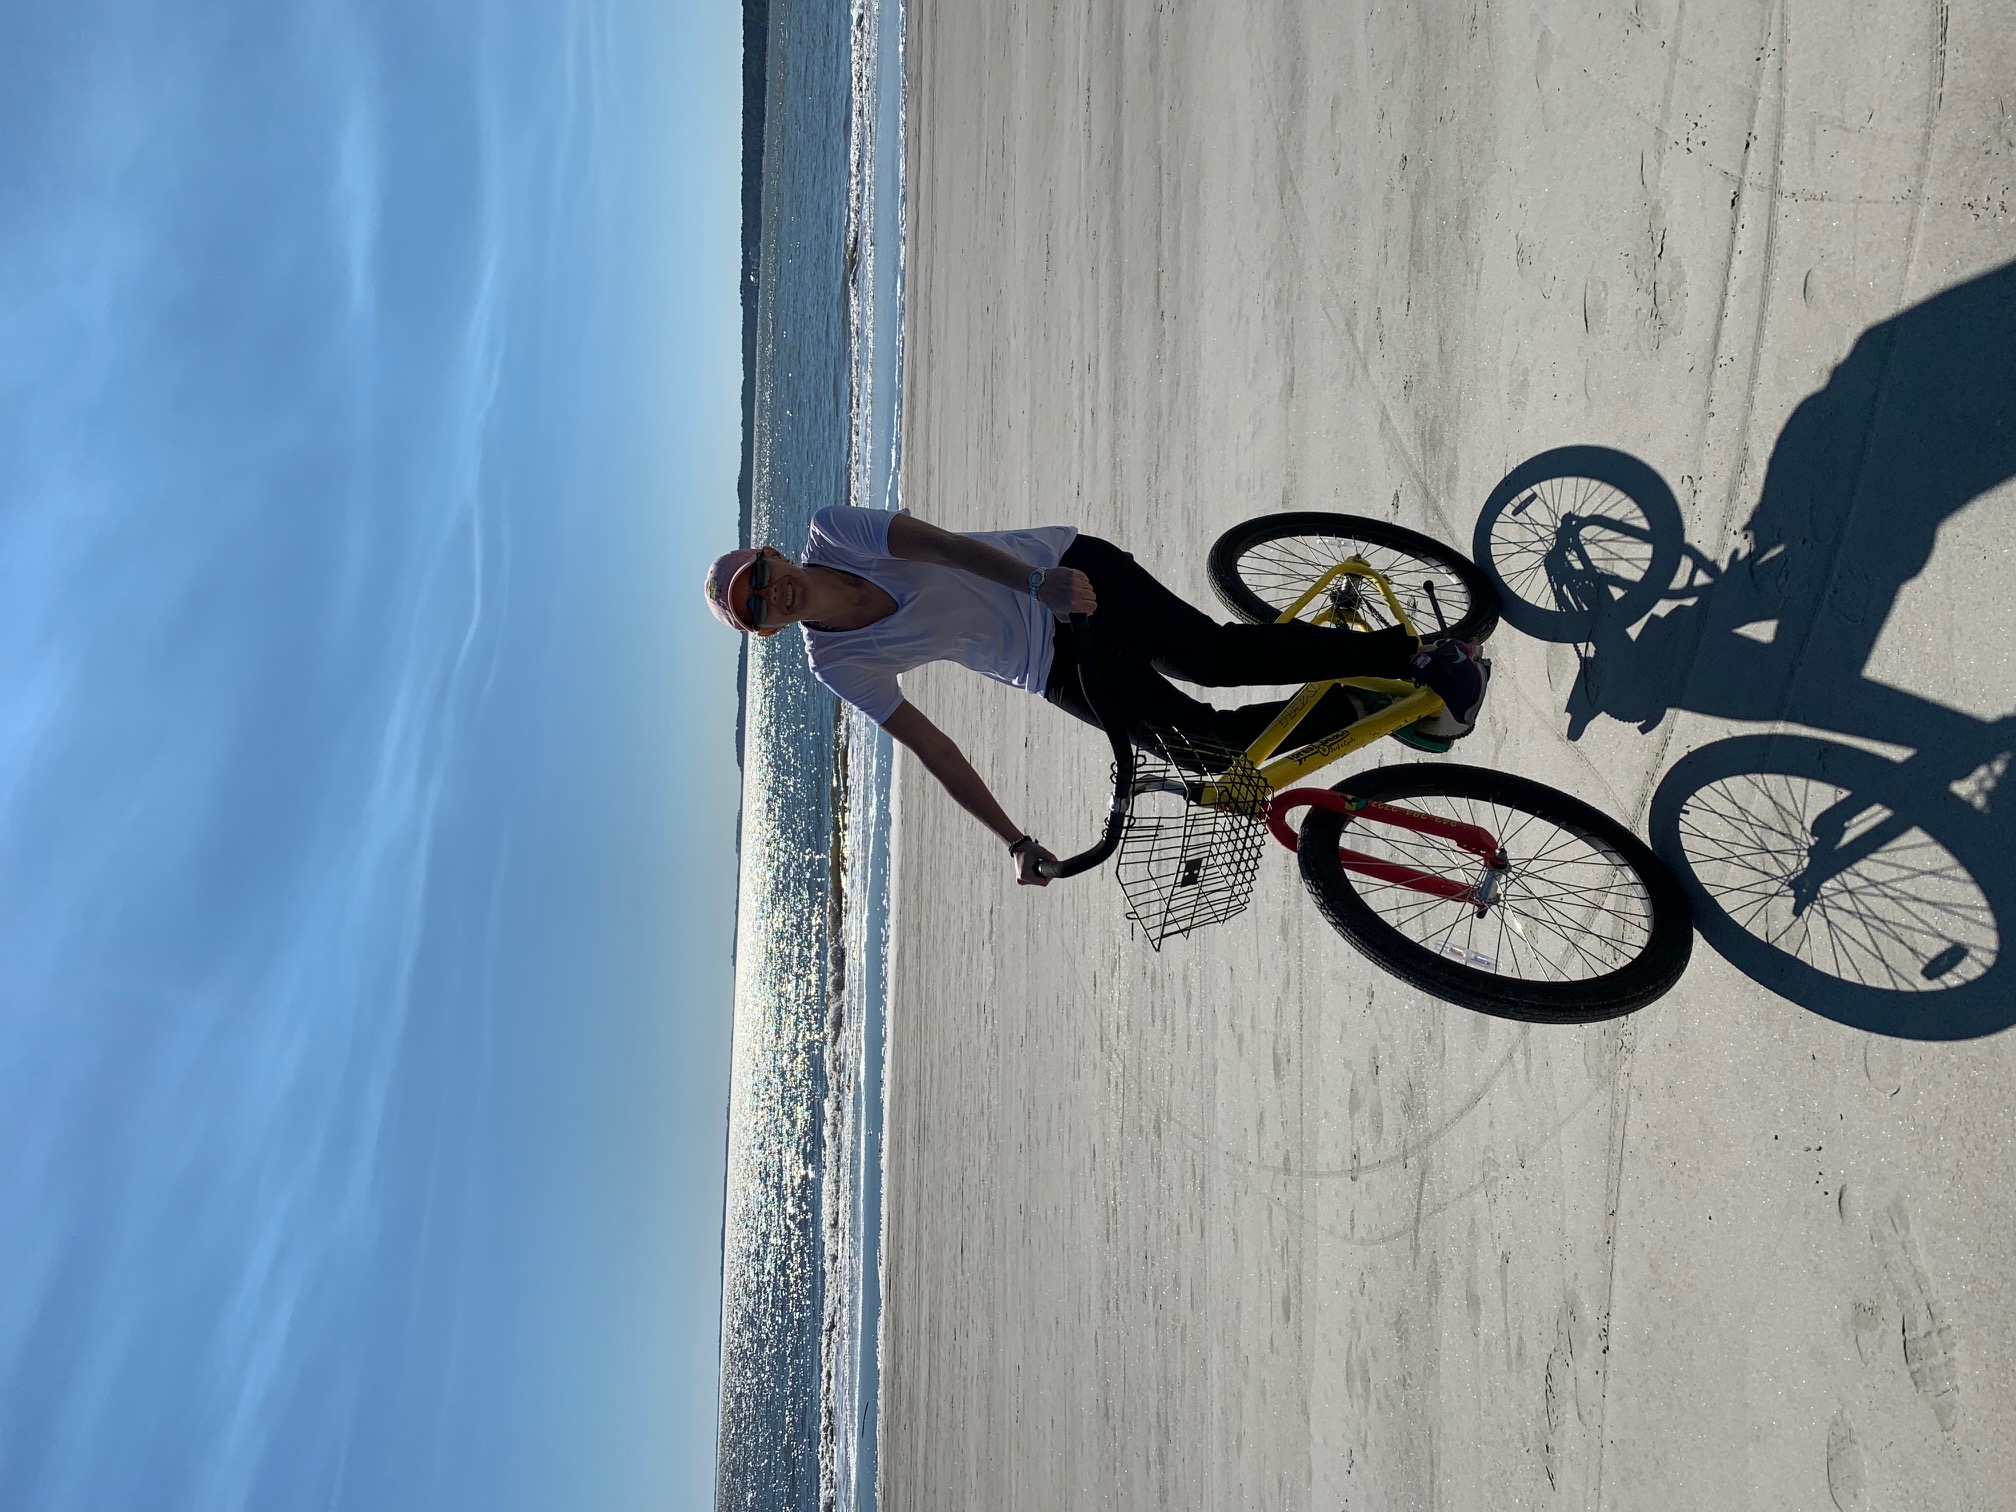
727,546,807,637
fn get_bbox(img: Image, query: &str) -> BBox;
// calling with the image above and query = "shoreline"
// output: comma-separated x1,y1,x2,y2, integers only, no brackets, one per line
826,0,907,1507
715,0,905,1506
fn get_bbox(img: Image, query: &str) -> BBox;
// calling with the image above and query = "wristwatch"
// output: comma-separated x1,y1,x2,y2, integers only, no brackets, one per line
1027,568,1046,601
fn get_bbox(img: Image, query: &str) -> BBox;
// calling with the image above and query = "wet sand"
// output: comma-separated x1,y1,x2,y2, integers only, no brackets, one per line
881,4,2016,1507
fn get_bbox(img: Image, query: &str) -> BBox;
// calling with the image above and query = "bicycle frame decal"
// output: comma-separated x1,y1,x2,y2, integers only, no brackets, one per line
1253,681,1442,790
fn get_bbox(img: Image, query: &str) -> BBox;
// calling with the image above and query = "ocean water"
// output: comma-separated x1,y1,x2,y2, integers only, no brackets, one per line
716,1,904,1509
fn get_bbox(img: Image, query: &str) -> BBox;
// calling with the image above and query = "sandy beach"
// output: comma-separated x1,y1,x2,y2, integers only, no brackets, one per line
880,4,2016,1507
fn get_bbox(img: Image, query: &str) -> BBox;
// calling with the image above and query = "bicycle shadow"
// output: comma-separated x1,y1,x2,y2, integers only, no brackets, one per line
1474,259,2016,1040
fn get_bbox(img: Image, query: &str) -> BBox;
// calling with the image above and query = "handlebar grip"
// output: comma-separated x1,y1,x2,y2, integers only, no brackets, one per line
1033,614,1133,880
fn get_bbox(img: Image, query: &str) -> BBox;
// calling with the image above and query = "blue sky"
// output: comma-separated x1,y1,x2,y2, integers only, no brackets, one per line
0,1,740,1508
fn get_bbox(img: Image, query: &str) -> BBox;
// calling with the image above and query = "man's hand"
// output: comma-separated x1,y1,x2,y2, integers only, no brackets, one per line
1036,566,1096,619
885,515,1097,619
1011,836,1057,887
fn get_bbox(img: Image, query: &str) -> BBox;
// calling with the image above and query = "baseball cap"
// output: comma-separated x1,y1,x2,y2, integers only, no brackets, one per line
703,548,764,632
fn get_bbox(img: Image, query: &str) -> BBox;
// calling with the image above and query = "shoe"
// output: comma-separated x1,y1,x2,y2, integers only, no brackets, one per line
1408,638,1490,739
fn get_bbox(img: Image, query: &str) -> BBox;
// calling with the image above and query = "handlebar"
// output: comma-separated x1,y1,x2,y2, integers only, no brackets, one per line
1034,613,1133,880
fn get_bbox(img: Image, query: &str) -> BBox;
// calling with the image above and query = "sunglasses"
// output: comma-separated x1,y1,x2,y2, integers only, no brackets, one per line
743,555,773,629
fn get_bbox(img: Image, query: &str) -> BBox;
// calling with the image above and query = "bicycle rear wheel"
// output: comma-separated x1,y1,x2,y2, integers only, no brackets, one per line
1296,764,1692,1021
1208,513,1500,642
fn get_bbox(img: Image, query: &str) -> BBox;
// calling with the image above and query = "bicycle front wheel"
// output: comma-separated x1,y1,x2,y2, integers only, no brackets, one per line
1297,764,1692,1021
1208,513,1500,642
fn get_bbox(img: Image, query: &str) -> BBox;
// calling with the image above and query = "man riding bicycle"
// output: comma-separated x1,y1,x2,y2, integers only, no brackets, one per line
704,507,1488,886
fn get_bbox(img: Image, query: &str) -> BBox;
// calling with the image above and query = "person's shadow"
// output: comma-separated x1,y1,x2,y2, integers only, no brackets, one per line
1473,259,2016,1040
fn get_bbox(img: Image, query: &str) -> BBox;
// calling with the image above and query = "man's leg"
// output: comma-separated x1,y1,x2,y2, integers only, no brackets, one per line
1044,618,1364,769
1060,535,1417,686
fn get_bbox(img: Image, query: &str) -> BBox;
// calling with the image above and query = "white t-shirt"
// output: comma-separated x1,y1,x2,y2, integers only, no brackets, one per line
801,507,1079,723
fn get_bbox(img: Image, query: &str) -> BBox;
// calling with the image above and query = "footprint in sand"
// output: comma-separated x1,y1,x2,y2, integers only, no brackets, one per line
1826,1410,1866,1511
1863,1038,1904,1097
1583,274,1609,334
1542,1336,1567,1489
1541,1292,1603,1489
1873,1196,1961,1431
1850,1296,1888,1366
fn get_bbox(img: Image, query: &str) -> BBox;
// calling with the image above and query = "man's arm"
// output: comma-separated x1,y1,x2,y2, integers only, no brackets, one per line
880,698,1054,886
885,514,1096,618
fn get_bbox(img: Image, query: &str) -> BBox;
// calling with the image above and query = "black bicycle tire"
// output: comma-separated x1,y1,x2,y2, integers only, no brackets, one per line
1207,512,1501,643
1298,764,1693,1021
1648,734,2012,1040
1471,446,1685,644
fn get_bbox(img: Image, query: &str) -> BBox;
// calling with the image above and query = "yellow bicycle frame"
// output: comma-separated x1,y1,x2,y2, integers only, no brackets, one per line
1195,556,1445,809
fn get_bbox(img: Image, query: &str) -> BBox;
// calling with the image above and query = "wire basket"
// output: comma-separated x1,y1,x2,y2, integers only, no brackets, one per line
1114,731,1273,948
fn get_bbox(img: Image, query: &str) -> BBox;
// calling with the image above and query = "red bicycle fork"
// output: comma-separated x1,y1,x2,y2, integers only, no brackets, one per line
1267,788,1510,910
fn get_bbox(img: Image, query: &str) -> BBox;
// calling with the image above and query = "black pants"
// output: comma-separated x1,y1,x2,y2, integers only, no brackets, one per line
1041,535,1416,767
